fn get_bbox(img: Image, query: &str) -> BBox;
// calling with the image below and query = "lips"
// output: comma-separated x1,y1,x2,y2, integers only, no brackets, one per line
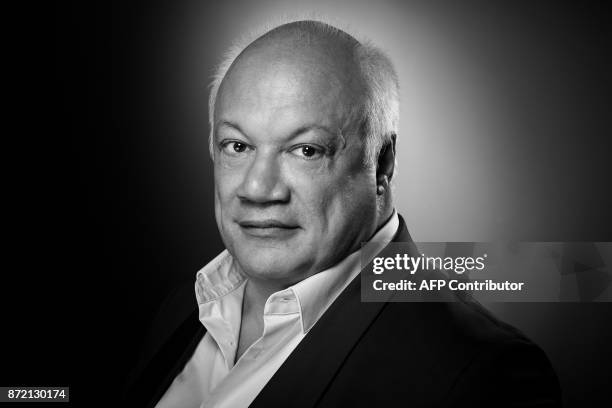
238,219,298,228
237,219,300,238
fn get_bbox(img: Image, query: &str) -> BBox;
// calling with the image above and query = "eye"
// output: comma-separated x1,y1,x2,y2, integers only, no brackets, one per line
301,146,317,157
220,140,251,156
231,142,247,153
290,144,324,160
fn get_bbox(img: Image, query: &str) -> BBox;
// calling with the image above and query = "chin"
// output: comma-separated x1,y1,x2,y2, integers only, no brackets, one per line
233,245,312,283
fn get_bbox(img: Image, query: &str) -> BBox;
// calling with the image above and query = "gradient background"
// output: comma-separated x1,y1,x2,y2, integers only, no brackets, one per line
7,0,610,406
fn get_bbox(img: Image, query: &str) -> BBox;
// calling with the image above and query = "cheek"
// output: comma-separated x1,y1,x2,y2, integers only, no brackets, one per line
213,167,241,234
292,170,374,226
214,164,242,203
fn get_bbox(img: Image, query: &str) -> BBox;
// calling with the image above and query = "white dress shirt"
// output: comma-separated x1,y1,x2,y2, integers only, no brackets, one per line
155,211,399,408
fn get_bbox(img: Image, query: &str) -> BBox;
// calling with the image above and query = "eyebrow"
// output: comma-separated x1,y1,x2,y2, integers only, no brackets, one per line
216,120,346,145
216,120,247,137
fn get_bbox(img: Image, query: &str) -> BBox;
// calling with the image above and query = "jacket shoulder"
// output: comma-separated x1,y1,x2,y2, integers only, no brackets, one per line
123,281,198,397
318,299,561,407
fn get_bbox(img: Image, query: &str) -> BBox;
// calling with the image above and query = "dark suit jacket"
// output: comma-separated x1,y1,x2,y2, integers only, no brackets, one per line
124,215,562,407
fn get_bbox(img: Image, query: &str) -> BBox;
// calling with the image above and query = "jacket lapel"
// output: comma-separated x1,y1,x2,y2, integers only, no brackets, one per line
251,215,412,408
125,308,206,408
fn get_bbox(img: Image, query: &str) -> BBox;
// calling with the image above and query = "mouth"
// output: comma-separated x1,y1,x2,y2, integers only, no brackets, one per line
237,219,300,239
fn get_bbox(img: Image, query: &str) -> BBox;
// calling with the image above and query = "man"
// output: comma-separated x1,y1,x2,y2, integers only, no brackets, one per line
125,20,561,407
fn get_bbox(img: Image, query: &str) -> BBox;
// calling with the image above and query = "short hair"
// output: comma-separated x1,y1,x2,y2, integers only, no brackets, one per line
208,20,399,169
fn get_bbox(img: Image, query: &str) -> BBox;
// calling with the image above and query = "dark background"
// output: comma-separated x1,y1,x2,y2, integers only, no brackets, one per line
3,0,610,406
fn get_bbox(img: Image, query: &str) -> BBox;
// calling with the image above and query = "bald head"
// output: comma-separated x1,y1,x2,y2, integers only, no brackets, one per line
243,20,360,59
216,22,366,152
208,20,399,168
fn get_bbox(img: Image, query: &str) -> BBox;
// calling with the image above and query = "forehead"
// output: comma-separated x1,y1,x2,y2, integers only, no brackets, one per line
215,42,364,137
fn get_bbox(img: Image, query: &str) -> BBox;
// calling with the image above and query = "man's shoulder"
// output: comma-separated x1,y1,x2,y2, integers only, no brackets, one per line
124,281,199,399
323,298,561,406
371,297,544,380
143,281,199,354
385,297,529,346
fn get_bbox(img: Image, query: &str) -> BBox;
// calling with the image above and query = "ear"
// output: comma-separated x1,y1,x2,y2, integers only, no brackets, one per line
376,134,396,190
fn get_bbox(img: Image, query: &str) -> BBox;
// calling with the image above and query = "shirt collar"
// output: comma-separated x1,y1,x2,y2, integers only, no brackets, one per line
194,211,399,333
195,250,245,305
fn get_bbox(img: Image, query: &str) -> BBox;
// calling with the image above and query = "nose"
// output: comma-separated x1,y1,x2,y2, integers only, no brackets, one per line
236,151,290,204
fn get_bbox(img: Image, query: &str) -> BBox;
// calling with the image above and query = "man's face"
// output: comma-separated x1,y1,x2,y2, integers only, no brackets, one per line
213,42,379,285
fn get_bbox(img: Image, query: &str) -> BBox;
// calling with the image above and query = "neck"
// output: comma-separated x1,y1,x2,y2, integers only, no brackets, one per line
242,277,284,314
236,277,279,361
